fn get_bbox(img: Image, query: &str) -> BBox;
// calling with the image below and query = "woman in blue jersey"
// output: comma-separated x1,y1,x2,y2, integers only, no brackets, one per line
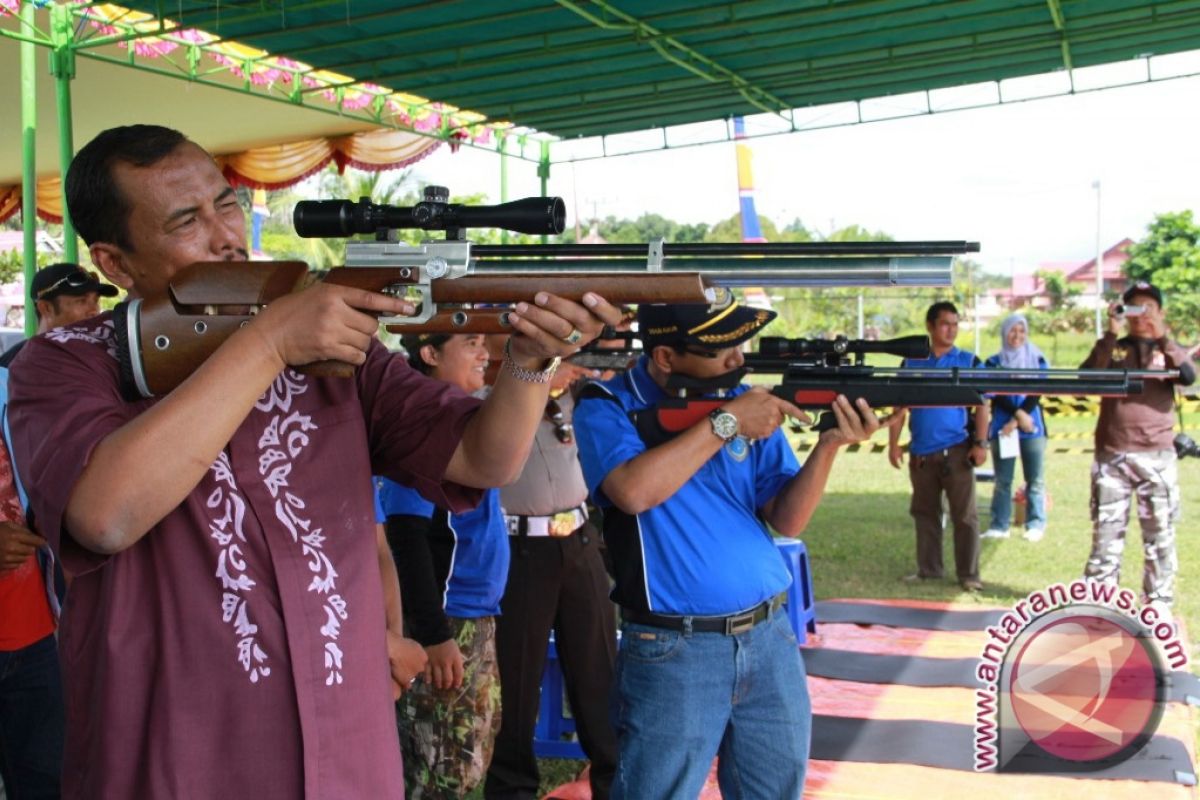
982,314,1050,542
376,332,509,799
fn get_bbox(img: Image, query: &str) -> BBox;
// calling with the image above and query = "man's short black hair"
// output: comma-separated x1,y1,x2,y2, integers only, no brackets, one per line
926,301,959,325
65,125,189,249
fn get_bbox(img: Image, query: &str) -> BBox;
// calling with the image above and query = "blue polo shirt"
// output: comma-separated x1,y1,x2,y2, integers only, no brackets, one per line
574,357,798,616
983,353,1047,439
902,347,981,456
375,477,509,618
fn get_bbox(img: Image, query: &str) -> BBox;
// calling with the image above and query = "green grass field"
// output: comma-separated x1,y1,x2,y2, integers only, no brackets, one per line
800,413,1199,641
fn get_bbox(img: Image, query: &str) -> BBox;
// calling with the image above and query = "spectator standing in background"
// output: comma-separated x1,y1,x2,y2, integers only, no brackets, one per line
888,301,990,592
0,263,118,367
483,336,618,800
981,313,1050,542
1080,282,1195,610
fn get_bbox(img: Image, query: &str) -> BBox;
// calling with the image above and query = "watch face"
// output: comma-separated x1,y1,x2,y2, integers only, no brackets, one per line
711,411,738,440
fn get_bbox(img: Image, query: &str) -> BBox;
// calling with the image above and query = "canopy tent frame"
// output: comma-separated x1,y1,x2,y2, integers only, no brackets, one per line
7,0,1200,337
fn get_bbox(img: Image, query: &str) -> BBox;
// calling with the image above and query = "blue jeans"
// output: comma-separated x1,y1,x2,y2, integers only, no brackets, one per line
610,610,810,800
0,634,64,799
990,434,1047,530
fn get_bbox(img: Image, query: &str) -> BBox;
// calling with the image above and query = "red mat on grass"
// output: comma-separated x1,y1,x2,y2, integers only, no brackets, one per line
544,599,1196,799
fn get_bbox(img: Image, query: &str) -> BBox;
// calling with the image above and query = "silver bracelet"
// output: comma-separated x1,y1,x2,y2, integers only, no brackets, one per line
503,337,560,384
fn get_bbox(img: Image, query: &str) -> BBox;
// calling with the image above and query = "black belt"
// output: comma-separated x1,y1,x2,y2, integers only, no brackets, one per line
623,592,787,636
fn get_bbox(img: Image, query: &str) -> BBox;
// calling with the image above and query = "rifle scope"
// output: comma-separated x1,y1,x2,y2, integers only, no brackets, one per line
294,188,566,238
759,334,931,360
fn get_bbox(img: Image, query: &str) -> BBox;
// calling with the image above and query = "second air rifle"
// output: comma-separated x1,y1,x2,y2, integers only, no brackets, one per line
582,334,1179,436
113,186,977,397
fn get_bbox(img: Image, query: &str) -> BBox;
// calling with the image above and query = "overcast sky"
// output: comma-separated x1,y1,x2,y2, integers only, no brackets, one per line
409,67,1200,279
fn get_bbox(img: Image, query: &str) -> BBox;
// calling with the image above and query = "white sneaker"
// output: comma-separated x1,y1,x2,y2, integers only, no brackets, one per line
981,528,1010,539
1146,599,1177,636
1023,527,1045,542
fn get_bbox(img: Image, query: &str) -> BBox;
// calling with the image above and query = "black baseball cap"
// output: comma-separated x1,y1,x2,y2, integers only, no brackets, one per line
637,300,777,350
32,263,119,302
1122,280,1163,307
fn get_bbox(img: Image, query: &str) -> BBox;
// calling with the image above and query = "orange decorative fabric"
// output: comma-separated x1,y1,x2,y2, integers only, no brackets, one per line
0,179,64,225
2,131,443,220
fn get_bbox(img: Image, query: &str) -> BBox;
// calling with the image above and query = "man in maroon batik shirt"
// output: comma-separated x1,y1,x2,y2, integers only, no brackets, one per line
7,125,621,799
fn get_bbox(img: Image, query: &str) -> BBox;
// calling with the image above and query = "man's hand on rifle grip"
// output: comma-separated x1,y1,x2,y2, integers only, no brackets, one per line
253,283,415,369
819,396,892,448
723,387,811,440
506,291,623,367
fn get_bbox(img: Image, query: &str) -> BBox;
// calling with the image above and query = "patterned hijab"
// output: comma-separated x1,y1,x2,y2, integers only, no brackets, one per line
997,314,1047,369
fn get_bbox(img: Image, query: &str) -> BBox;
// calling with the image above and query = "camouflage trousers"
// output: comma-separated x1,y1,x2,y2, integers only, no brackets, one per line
398,616,502,800
1085,449,1181,604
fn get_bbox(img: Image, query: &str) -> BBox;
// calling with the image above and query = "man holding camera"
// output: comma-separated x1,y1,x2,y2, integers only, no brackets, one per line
1081,281,1195,608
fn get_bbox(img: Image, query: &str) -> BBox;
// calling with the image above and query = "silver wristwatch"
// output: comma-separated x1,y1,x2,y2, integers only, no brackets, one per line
503,337,561,384
708,408,739,442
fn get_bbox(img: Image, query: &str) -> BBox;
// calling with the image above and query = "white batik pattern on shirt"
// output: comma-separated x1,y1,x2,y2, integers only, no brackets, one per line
208,451,271,683
256,371,349,686
46,317,120,361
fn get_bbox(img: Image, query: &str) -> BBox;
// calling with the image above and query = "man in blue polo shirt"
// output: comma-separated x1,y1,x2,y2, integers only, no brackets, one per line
574,301,888,799
887,301,990,591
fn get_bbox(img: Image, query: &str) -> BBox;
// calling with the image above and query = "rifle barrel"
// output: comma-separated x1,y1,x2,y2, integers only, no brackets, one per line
467,256,952,287
473,241,979,257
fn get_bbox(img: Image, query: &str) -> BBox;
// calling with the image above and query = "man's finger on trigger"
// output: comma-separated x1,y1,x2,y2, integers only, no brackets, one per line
779,398,808,421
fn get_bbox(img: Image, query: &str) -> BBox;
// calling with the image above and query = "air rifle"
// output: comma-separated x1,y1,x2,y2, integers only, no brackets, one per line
628,335,1179,435
113,186,977,398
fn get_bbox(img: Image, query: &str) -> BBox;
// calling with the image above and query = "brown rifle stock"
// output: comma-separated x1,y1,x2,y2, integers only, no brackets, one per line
119,261,711,396
117,230,973,397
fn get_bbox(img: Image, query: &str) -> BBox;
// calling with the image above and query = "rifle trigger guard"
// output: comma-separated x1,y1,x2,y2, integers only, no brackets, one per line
647,238,664,272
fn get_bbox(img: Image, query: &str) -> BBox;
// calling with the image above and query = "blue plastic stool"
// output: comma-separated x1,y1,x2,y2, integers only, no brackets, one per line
532,634,586,759
775,538,817,643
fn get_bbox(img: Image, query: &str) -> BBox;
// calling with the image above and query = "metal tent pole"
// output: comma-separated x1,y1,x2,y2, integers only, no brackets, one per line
498,134,508,244
20,0,38,337
50,1,78,263
538,140,550,244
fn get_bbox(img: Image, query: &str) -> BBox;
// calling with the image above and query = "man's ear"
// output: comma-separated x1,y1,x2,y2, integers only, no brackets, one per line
89,243,135,291
649,344,675,375
34,298,53,322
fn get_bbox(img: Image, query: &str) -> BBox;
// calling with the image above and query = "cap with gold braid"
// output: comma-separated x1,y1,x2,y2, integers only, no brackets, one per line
637,300,776,350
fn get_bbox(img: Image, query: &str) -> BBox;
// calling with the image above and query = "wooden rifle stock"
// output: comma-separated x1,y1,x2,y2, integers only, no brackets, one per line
115,261,711,397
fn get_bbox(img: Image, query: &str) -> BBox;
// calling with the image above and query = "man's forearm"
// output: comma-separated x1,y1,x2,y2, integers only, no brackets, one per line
376,524,405,633
446,363,551,488
601,423,725,515
764,438,839,537
65,325,287,555
888,409,907,447
974,406,990,442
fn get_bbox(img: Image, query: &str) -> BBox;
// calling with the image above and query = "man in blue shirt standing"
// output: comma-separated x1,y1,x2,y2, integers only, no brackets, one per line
887,301,990,591
574,301,888,799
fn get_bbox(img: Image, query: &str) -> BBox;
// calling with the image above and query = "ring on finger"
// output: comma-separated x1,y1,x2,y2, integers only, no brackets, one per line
562,327,584,345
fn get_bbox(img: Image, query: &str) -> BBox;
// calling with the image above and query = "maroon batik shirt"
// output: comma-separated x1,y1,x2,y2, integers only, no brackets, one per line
8,314,483,799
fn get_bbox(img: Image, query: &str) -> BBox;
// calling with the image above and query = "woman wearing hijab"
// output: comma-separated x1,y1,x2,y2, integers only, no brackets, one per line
981,314,1050,541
